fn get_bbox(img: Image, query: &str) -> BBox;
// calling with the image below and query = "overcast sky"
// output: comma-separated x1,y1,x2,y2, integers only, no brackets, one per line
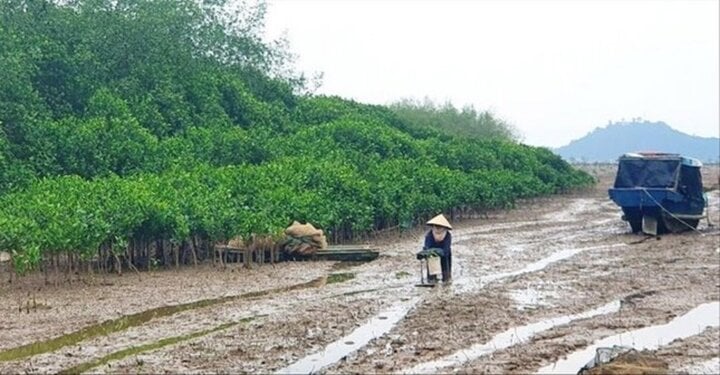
264,0,719,148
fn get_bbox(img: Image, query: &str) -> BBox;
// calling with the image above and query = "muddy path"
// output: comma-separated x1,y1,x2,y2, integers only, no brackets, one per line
0,165,718,374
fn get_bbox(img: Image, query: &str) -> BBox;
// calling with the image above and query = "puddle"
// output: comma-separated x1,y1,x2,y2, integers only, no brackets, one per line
403,300,621,374
276,297,420,374
58,318,255,374
278,243,626,374
0,277,328,362
453,243,627,293
537,301,720,374
282,243,627,373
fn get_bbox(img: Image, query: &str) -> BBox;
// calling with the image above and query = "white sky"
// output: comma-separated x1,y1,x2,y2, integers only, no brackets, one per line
264,0,719,148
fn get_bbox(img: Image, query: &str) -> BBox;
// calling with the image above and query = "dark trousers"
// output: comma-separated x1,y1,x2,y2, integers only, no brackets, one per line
441,252,452,282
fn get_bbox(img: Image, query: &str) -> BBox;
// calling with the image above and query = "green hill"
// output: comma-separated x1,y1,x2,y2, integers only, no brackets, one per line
0,0,592,273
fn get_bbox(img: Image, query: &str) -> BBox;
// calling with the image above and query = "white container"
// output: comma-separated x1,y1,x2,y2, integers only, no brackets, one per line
427,256,441,276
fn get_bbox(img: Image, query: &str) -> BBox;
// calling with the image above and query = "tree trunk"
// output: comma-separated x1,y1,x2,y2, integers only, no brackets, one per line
174,242,179,270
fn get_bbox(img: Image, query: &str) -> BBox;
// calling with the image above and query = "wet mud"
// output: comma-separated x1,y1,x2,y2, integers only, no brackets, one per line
0,165,718,374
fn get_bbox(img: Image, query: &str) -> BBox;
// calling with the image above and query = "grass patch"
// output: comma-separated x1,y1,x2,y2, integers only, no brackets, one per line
395,271,411,279
0,277,324,362
327,272,355,284
58,317,256,374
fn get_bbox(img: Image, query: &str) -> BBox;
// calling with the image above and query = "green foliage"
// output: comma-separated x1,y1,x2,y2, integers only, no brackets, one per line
0,0,594,272
23,99,158,178
0,130,34,193
390,98,519,141
0,0,299,141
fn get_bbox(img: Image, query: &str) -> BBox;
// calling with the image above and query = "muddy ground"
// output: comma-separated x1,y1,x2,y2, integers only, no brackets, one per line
0,165,718,374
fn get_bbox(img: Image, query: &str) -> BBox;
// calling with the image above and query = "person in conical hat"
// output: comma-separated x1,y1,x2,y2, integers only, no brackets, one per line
423,214,453,283
426,214,452,230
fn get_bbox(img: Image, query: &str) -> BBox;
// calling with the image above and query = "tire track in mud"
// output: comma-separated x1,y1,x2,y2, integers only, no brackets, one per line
0,261,334,352
283,243,627,374
275,197,623,373
300,185,719,374
0,276,345,373
451,243,627,294
4,266,409,374
37,272,424,373
404,299,720,375
92,294,389,374
90,196,618,374
324,191,716,374
0,276,327,364
442,204,720,374
58,319,254,375
277,297,422,374
537,302,720,374
321,245,627,374
66,194,620,375
7,184,713,373
453,197,617,242
403,300,623,374
452,197,625,294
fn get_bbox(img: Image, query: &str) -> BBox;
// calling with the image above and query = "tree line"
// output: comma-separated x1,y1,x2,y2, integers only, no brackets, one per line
0,0,593,273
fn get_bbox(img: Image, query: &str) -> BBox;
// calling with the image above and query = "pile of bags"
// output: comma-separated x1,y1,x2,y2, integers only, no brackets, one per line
227,236,244,248
283,221,328,256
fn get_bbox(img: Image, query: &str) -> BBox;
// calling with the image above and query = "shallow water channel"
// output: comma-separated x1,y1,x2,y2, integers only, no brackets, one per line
278,243,627,374
276,297,420,374
0,277,326,362
452,243,627,293
537,301,720,374
403,300,622,374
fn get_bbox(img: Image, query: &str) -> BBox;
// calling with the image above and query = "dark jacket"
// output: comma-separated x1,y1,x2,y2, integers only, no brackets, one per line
423,230,451,256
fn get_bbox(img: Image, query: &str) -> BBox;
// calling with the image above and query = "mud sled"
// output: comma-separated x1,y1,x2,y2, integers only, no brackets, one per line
415,248,444,288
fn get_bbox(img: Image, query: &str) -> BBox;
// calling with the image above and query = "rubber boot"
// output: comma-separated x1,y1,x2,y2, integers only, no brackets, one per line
441,254,452,283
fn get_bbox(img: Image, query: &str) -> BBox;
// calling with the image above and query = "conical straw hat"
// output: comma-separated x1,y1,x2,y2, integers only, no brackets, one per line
426,214,452,230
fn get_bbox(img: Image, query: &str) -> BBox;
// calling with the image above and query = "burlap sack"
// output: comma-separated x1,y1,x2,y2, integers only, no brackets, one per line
284,221,327,254
316,235,327,250
227,236,244,248
311,231,328,249
284,221,301,235
285,221,322,238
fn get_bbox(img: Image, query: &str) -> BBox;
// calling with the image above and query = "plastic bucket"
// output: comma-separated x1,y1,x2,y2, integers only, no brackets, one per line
427,256,441,276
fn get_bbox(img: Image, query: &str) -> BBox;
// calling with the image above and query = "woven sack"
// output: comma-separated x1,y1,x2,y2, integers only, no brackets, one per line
285,221,322,238
227,236,244,248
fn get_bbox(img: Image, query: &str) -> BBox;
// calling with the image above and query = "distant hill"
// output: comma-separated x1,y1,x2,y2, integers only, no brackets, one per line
555,121,720,163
